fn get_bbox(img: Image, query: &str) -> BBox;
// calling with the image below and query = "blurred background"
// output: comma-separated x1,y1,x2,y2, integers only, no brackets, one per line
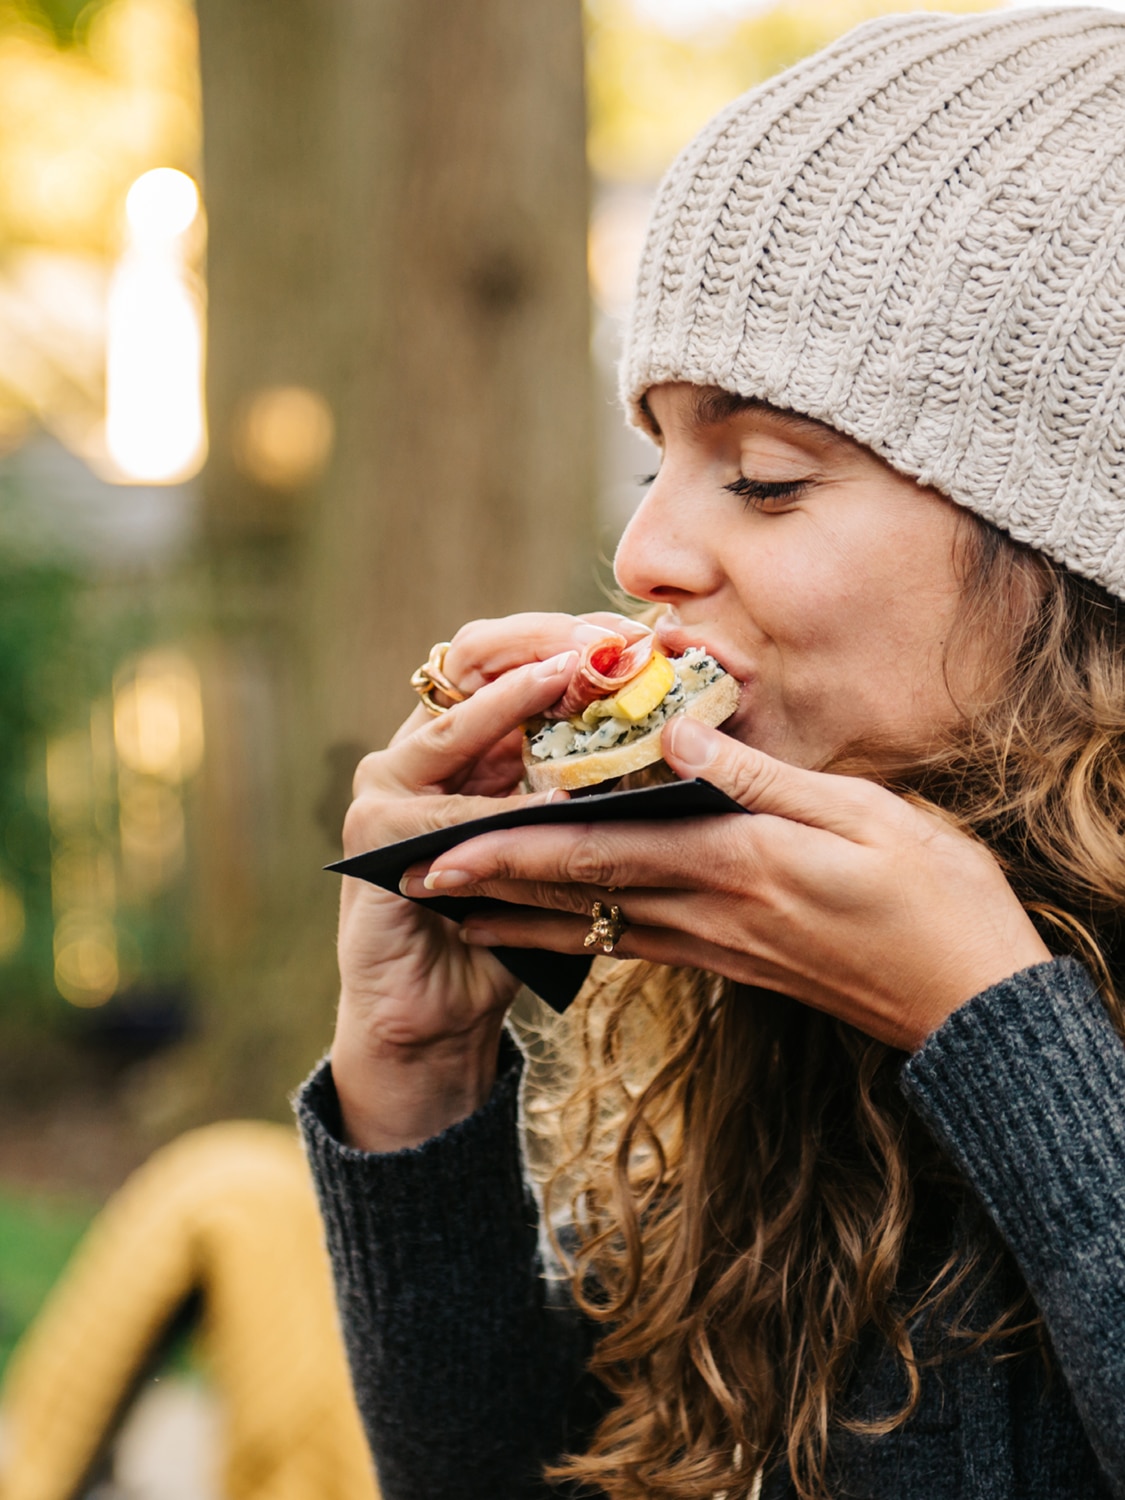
0,0,1108,1494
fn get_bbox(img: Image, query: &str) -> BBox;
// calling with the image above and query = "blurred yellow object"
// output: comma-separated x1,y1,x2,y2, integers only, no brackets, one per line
0,1121,379,1500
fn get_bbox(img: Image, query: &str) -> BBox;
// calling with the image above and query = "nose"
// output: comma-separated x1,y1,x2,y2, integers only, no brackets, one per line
613,471,721,604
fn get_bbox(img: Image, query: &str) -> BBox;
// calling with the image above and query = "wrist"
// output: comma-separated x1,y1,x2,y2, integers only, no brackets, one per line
910,932,1054,1052
330,1014,506,1153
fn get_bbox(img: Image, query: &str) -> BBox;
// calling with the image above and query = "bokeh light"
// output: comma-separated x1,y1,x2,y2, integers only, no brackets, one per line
124,166,198,244
233,385,336,491
53,913,119,1007
105,167,206,484
0,880,27,962
113,649,204,782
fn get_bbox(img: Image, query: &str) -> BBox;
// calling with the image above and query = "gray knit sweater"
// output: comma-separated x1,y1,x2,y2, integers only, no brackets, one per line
296,958,1125,1498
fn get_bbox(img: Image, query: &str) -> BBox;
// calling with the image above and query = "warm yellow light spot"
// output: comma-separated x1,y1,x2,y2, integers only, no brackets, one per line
105,168,206,484
51,842,116,915
233,385,335,491
125,166,199,244
105,258,205,483
0,882,26,962
46,731,95,836
54,916,118,1007
113,649,203,782
119,775,185,892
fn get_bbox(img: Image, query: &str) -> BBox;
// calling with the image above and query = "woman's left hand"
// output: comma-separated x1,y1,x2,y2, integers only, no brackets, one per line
398,716,1052,1051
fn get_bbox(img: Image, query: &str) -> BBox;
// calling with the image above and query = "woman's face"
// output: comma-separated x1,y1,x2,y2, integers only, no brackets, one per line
615,383,986,770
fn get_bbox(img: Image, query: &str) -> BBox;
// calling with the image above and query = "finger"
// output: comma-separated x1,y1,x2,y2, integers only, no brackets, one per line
392,610,649,741
443,614,637,695
343,785,567,856
399,869,677,922
405,813,796,895
389,703,438,747
355,651,578,795
662,716,890,841
577,611,652,642
385,720,526,797
456,907,744,977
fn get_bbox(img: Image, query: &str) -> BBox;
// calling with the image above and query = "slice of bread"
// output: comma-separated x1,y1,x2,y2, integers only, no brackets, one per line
523,672,740,792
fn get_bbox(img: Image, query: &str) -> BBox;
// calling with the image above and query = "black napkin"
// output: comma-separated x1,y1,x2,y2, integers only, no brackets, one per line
326,777,747,1012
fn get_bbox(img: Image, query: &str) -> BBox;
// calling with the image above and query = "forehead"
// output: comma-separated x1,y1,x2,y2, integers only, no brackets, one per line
640,385,856,455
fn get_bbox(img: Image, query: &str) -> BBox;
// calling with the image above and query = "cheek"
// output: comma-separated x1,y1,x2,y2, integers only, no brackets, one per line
761,544,959,692
739,542,873,654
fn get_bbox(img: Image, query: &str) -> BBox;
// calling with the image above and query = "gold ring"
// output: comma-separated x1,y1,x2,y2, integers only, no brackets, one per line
583,900,627,954
410,642,468,716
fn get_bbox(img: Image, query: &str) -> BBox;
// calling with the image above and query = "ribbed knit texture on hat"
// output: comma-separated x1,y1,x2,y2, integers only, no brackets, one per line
622,7,1125,601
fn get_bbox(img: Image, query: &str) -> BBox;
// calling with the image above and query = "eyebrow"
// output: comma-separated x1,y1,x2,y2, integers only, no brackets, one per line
639,387,852,452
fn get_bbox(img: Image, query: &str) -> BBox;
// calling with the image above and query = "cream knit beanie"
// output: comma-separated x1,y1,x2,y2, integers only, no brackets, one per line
622,7,1125,601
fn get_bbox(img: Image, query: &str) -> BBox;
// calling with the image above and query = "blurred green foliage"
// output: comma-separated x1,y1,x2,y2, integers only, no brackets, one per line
0,1186,94,1373
0,460,199,1029
0,547,86,1016
0,0,114,47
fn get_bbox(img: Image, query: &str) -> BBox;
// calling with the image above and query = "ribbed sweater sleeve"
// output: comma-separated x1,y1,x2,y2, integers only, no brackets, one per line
901,957,1125,1496
294,1035,593,1500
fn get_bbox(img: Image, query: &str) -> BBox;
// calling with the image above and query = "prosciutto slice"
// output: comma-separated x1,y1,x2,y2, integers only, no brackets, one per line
547,628,656,719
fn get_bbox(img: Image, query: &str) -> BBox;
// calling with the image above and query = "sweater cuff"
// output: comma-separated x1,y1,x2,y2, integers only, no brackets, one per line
901,956,1125,1259
293,1031,535,1289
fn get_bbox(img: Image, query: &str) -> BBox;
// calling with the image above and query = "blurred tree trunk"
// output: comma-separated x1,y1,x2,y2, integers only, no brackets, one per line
162,0,593,1123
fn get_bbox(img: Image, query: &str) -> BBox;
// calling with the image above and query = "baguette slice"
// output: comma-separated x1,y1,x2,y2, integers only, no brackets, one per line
523,671,740,793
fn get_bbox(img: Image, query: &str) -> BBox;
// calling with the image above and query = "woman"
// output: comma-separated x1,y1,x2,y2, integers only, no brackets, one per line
298,9,1125,1499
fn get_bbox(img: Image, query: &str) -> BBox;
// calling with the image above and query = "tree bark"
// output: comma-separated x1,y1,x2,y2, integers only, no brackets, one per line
169,0,593,1122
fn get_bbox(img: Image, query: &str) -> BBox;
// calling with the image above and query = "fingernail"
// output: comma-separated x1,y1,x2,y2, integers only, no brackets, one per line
534,650,578,680
399,874,423,896
423,869,474,891
572,621,613,644
460,926,499,946
667,715,718,769
528,788,569,805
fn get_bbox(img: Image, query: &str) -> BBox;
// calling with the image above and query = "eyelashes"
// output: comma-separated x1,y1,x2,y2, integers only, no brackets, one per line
723,476,809,510
635,472,809,509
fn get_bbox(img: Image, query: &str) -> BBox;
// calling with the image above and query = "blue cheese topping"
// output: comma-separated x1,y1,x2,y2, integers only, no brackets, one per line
528,648,725,762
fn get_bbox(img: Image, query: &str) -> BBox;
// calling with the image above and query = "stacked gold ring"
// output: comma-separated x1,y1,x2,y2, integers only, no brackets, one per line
410,642,468,715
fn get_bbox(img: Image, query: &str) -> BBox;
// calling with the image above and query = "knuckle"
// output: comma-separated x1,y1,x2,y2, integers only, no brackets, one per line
342,793,385,854
445,621,485,678
427,705,461,745
563,843,618,888
450,616,493,647
417,705,465,765
352,749,386,796
527,880,583,914
726,755,775,808
342,788,446,855
845,775,888,815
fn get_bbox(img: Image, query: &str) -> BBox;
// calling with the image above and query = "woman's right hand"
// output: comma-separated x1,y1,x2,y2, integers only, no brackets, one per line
331,612,639,1152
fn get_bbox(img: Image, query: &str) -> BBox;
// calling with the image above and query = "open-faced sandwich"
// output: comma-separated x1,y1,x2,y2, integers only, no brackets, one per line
523,628,740,792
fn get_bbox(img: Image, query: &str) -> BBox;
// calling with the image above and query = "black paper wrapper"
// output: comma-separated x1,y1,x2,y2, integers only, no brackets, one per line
326,778,746,1012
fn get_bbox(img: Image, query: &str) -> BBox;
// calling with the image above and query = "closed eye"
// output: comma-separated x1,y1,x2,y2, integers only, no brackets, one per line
723,476,809,510
636,472,659,487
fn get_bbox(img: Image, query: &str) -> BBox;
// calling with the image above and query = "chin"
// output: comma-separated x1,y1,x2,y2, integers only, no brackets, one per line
736,720,822,769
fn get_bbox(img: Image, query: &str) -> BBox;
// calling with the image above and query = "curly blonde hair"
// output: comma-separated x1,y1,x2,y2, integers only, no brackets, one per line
536,520,1125,1500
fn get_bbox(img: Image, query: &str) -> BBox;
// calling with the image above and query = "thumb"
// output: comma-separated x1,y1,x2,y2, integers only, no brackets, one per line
662,715,875,839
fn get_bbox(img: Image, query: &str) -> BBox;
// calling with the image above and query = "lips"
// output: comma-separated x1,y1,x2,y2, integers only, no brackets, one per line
654,620,745,685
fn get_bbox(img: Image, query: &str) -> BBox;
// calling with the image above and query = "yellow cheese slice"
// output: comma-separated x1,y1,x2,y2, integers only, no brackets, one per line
579,651,675,726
